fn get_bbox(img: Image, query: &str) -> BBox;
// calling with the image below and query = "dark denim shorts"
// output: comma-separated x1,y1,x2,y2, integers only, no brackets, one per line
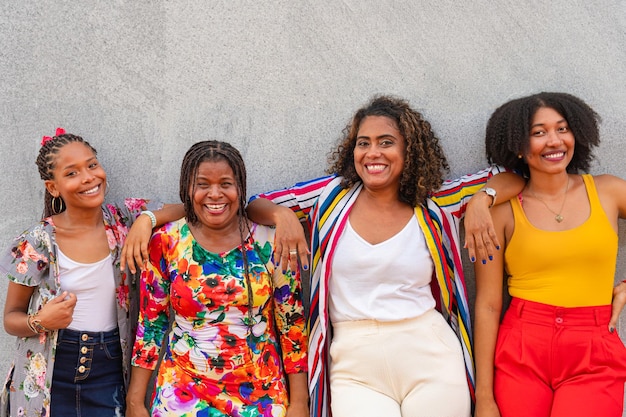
51,328,126,417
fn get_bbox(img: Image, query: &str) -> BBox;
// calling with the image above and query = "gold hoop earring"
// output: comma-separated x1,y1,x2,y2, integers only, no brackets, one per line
51,196,66,215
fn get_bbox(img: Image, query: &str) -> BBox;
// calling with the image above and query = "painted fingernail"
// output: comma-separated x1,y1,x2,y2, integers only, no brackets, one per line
482,259,487,265
610,327,615,333
496,245,501,250
489,255,493,261
303,265,309,271
471,256,476,263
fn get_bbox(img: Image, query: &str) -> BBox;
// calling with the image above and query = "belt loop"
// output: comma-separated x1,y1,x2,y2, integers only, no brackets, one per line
100,331,105,344
516,299,525,317
594,308,601,326
58,328,64,340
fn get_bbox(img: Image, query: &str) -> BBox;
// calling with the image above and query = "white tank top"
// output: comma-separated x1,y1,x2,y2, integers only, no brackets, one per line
57,247,117,331
329,216,436,323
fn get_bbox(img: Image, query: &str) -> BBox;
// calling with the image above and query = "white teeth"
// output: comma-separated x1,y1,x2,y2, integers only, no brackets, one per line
206,204,227,210
543,152,565,160
81,186,99,194
366,164,386,172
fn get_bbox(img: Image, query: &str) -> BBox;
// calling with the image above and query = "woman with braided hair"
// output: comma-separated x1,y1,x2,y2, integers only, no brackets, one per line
126,140,308,417
0,128,183,417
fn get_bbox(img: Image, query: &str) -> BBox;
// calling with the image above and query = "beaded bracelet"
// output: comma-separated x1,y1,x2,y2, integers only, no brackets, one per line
141,210,157,228
27,313,49,334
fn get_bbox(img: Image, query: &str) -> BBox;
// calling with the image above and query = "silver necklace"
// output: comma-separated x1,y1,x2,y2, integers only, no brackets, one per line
528,176,570,223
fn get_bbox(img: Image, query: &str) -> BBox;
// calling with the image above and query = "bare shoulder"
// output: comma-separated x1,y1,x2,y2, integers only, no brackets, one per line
592,174,626,219
592,173,626,192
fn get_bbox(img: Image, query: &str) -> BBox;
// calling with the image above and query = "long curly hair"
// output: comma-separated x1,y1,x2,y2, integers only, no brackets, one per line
328,95,449,207
35,133,98,218
486,92,600,176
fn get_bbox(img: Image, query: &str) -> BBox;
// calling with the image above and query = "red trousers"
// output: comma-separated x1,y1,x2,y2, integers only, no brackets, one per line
494,298,626,417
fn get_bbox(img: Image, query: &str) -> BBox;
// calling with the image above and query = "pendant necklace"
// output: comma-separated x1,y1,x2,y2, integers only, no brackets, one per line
528,176,570,223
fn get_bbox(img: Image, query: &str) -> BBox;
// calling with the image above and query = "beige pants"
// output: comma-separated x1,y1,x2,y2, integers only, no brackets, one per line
329,309,471,417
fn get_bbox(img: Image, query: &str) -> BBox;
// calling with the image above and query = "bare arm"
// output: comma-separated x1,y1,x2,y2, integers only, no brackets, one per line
247,198,309,272
465,172,525,264
472,204,510,417
125,366,153,417
286,372,309,417
3,282,76,337
594,174,626,330
121,203,186,273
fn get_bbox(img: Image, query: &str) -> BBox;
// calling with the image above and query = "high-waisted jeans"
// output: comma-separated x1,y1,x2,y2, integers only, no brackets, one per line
51,328,125,417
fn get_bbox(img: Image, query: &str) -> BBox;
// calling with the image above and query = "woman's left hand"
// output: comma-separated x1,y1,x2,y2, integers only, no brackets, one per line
609,280,626,333
286,401,309,417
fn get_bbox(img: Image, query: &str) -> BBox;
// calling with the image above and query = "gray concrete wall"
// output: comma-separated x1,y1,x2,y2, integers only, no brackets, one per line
1,0,625,411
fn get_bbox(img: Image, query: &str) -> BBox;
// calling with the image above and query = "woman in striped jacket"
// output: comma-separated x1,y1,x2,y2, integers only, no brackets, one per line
247,95,523,417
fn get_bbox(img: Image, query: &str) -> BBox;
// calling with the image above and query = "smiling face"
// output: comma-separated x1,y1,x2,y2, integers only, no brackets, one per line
45,141,107,212
353,115,406,194
524,106,575,176
190,159,241,232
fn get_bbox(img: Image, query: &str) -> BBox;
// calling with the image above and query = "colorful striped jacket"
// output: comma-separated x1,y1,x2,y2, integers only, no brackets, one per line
252,166,503,417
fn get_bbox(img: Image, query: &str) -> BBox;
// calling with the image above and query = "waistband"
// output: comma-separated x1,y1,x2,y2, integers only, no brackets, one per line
58,328,120,343
332,309,439,336
508,297,611,326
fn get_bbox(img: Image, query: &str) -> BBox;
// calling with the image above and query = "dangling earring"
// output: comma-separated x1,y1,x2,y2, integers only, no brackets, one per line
517,154,523,159
51,196,66,215
105,181,110,197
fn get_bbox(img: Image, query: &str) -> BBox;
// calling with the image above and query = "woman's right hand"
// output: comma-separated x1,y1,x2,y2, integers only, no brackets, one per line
38,291,76,330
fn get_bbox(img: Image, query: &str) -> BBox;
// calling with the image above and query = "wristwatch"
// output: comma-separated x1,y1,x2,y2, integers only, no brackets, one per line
479,187,497,208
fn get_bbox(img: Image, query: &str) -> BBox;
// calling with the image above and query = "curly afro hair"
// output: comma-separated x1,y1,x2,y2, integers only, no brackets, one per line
485,92,600,177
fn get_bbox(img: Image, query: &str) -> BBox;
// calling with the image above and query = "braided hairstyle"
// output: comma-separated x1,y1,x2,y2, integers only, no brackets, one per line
486,92,600,177
328,95,450,207
36,133,98,218
179,140,258,326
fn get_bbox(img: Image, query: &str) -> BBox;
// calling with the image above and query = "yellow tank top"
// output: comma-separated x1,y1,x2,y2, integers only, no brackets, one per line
505,174,617,307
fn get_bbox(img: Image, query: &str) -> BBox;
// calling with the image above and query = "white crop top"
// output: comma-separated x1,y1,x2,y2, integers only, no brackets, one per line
329,216,436,323
57,246,117,331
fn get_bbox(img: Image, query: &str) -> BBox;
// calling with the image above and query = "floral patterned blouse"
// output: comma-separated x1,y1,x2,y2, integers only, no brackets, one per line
0,199,159,417
131,219,307,417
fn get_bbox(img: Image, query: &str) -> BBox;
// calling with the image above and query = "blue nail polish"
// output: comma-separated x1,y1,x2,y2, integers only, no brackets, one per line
282,270,287,275
496,245,501,250
482,259,487,265
471,257,476,263
610,327,615,333
489,255,493,261
303,265,309,271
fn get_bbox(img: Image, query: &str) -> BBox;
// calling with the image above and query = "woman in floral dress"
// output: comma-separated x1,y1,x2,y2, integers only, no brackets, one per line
127,140,308,417
0,129,182,417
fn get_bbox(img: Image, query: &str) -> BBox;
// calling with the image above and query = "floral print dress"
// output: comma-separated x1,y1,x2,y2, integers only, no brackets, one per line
132,219,307,417
0,199,160,417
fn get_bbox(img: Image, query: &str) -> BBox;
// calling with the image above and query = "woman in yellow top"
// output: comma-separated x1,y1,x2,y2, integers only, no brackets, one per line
474,92,626,417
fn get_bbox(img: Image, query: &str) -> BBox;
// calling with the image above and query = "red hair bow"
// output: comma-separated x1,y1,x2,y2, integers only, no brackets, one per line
41,127,66,146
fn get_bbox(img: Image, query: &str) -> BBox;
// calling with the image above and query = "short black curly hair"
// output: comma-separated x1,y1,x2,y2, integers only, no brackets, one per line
328,95,449,207
485,92,600,176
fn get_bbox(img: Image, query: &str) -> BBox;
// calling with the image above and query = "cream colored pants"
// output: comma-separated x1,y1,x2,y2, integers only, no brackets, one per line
329,309,471,417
